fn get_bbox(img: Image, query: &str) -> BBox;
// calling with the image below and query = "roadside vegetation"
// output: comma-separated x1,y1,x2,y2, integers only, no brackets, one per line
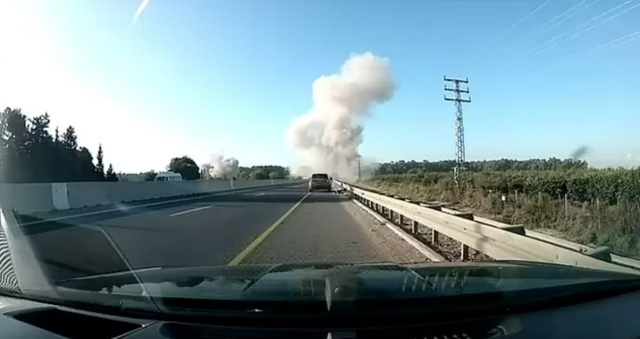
363,159,640,258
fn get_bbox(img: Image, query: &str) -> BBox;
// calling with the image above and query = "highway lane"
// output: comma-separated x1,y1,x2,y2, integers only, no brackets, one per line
15,185,308,281
242,190,424,265
12,184,425,284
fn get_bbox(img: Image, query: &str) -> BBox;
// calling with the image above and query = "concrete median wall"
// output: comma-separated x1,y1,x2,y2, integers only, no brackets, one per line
0,183,55,213
1,180,298,214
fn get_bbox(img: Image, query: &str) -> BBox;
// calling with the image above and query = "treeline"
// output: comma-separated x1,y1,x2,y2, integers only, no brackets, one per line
0,107,117,183
238,166,289,180
375,158,588,175
139,163,291,181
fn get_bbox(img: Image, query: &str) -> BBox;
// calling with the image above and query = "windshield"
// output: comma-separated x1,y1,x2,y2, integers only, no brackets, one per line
1,0,640,317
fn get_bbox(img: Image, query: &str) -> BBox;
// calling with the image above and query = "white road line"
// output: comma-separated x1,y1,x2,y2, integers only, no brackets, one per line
253,192,266,197
169,205,212,217
18,184,303,226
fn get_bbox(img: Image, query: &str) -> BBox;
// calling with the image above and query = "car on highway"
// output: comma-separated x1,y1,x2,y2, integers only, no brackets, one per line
308,173,332,192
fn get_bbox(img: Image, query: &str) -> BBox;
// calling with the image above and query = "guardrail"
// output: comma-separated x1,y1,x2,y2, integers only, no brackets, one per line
335,180,640,275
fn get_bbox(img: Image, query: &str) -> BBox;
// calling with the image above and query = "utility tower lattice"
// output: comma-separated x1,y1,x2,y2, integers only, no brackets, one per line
444,76,471,189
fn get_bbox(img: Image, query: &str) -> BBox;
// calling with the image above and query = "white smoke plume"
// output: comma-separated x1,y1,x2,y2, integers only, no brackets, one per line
286,52,395,180
207,155,240,179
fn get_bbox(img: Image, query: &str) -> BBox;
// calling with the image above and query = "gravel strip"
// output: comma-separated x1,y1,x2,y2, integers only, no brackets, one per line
357,202,493,262
342,199,432,264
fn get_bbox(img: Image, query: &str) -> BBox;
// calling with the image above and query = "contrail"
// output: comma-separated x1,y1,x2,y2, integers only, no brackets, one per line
596,31,640,52
489,0,553,43
576,0,635,28
133,0,151,24
566,1,640,40
509,0,554,31
530,29,575,55
542,0,599,33
534,0,587,34
531,0,639,55
579,31,640,54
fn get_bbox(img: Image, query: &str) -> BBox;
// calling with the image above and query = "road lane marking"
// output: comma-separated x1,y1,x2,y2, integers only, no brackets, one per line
252,192,266,197
227,192,310,266
18,183,305,226
169,205,212,217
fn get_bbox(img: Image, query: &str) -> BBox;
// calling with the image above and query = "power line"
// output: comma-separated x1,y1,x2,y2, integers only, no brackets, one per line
444,76,471,189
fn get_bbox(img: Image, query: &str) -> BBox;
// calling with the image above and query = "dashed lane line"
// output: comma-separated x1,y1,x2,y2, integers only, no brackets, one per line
227,192,310,266
169,205,212,217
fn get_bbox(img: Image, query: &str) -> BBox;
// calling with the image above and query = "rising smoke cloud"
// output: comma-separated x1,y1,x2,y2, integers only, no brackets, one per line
207,154,240,179
286,52,395,180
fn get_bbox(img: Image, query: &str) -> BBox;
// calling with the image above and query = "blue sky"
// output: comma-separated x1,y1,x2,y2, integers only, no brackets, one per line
1,0,639,172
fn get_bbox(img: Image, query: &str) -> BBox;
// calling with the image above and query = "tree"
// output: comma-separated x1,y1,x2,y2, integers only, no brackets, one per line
54,127,60,144
61,126,78,150
142,170,157,181
0,107,112,183
168,156,200,180
106,163,118,181
269,171,284,180
250,168,269,180
28,113,55,181
96,144,105,180
239,165,288,180
2,108,30,182
76,147,98,181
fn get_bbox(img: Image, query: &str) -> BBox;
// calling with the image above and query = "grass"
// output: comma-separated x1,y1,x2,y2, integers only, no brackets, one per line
362,179,640,259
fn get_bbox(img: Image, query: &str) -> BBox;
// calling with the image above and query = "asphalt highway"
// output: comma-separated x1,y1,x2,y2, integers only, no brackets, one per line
14,184,425,282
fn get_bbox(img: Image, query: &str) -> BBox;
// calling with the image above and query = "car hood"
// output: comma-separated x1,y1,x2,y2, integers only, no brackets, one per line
55,261,639,302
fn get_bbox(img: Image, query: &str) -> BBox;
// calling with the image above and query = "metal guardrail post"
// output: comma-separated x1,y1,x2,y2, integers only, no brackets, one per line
432,230,440,244
461,244,469,261
411,220,419,234
399,214,404,226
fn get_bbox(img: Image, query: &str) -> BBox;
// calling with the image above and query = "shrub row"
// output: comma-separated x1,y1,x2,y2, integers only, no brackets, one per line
367,168,640,204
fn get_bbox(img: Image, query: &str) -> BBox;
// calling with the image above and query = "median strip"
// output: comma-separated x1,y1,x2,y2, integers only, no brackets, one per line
169,205,212,217
227,192,310,266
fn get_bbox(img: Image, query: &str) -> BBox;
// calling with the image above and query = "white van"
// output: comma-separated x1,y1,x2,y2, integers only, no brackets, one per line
155,172,183,181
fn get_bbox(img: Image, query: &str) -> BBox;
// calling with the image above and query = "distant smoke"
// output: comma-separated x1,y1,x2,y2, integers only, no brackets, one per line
286,52,395,180
133,0,151,24
207,154,240,179
570,146,590,159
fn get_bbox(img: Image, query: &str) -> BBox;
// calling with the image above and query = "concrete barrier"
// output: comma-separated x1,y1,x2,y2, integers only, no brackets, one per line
0,180,299,214
0,183,55,213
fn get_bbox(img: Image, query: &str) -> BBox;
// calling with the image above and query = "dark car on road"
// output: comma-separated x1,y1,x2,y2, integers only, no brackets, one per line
308,173,332,192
